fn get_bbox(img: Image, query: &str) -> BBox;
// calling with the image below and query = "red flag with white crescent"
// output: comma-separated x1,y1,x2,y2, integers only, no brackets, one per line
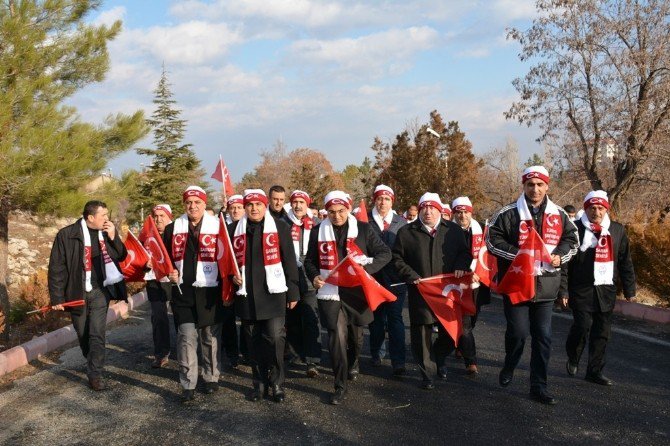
139,216,174,280
474,225,498,290
326,256,397,311
211,156,235,197
217,215,241,303
416,274,474,346
120,231,150,282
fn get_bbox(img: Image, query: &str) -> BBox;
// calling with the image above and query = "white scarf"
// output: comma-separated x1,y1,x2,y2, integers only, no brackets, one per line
81,219,124,292
579,213,614,285
233,214,288,296
468,220,484,287
286,208,313,258
316,214,362,301
172,214,219,287
372,207,393,232
516,194,562,274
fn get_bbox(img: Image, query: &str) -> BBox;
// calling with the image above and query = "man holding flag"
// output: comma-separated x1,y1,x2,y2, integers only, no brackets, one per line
392,193,471,390
487,166,578,405
304,190,391,405
164,186,225,403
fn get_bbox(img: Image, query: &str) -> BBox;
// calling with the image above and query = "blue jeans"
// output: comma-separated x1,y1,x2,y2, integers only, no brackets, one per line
369,285,406,368
503,297,554,391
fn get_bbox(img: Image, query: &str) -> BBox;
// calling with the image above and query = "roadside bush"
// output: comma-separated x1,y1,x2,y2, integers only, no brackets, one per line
627,221,670,306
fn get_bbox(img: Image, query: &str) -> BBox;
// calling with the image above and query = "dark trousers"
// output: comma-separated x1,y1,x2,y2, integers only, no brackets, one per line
150,301,171,359
70,288,110,378
503,298,554,391
242,316,286,388
221,305,240,362
440,314,477,367
328,308,364,390
286,291,322,364
411,323,453,381
369,285,406,368
565,309,612,376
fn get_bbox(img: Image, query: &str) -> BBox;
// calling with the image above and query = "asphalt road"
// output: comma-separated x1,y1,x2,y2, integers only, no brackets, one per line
0,298,668,446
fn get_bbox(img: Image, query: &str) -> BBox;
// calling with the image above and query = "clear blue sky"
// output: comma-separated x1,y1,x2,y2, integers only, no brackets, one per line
71,0,544,182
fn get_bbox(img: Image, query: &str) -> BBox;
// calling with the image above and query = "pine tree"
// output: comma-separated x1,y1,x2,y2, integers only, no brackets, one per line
132,66,206,221
0,0,148,339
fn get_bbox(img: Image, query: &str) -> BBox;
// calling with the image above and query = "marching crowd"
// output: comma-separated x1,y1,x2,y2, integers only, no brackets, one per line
47,165,636,406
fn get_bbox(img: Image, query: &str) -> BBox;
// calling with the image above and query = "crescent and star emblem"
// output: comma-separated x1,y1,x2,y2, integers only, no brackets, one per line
127,249,136,265
519,221,529,234
233,236,244,250
442,284,462,302
146,237,165,263
265,233,276,247
478,246,490,271
202,234,214,247
598,237,608,247
319,243,329,254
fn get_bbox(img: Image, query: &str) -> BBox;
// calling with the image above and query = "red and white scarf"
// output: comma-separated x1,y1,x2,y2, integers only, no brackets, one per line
516,194,562,274
468,220,484,288
286,208,314,259
371,207,393,232
232,214,287,296
316,214,364,301
81,219,124,292
171,213,219,287
579,213,614,285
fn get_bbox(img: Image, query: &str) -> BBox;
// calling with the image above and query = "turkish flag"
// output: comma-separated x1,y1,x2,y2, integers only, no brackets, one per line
474,226,498,291
356,199,369,223
211,156,234,196
217,215,241,303
326,255,397,311
497,227,552,304
120,231,150,282
139,216,173,280
416,274,474,346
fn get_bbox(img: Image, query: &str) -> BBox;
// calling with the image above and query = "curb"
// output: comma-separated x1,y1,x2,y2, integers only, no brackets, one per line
614,299,670,324
0,290,147,378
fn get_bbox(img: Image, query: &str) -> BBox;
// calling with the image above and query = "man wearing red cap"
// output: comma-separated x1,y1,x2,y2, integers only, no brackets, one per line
563,190,635,386
304,190,391,404
224,194,244,225
367,185,407,375
164,186,225,403
487,166,579,405
229,189,300,403
283,190,322,377
145,204,173,369
392,192,472,389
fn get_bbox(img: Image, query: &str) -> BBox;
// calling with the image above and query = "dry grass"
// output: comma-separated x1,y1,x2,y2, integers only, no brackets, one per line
627,220,670,307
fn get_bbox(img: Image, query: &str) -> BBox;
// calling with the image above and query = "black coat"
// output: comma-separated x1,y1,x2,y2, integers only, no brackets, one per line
163,219,224,328
566,219,636,312
48,219,128,306
392,218,472,325
228,216,300,321
486,197,579,303
367,212,406,285
304,220,391,329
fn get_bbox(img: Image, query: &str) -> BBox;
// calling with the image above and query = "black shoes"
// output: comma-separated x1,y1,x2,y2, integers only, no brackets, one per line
331,388,347,405
499,368,514,387
566,360,578,376
181,389,196,403
204,382,218,394
271,385,285,403
421,379,435,390
348,369,359,381
250,384,265,402
437,366,448,380
529,389,556,405
585,373,613,386
306,364,319,378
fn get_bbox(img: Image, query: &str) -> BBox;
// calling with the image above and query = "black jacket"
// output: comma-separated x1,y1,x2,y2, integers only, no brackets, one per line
367,211,406,285
566,219,636,312
304,219,391,328
486,196,579,303
228,216,300,321
48,219,128,306
392,218,472,325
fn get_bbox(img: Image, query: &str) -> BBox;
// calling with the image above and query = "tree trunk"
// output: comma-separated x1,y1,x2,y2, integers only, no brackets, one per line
0,197,10,343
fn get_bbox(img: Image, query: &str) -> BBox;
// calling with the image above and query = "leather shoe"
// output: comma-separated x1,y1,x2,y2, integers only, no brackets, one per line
348,369,359,381
529,389,556,405
330,388,347,405
585,373,613,386
152,356,169,368
466,364,479,376
204,382,218,394
88,376,106,391
499,368,513,387
566,360,578,376
181,389,196,403
421,379,434,390
437,366,448,380
271,385,285,403
306,364,319,378
250,384,265,402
